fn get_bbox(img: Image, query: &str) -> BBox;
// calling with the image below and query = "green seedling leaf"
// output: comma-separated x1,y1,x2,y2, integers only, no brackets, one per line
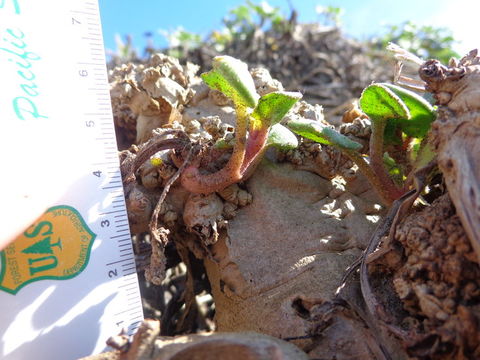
287,118,331,145
322,127,363,150
266,123,298,150
286,118,362,151
251,91,302,130
201,55,259,108
359,84,410,123
383,83,436,138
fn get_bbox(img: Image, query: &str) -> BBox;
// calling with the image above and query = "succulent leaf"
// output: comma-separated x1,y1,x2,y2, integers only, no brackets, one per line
359,84,410,123
383,83,436,138
251,91,302,130
266,123,298,150
201,55,259,108
286,118,362,151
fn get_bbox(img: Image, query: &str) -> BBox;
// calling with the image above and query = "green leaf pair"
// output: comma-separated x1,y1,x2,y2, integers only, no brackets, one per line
251,91,303,130
201,55,301,150
359,83,436,139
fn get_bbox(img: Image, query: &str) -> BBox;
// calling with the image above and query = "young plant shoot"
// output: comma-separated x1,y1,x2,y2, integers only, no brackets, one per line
287,82,436,205
181,56,301,194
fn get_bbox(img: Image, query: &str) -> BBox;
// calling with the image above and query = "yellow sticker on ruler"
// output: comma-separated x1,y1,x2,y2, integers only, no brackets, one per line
0,205,96,294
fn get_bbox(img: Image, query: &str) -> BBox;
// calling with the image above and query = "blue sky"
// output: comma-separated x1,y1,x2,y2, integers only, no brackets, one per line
98,0,476,57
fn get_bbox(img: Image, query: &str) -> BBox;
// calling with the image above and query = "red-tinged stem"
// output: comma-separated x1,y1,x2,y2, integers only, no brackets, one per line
240,127,269,175
181,105,248,194
344,150,396,206
369,120,404,203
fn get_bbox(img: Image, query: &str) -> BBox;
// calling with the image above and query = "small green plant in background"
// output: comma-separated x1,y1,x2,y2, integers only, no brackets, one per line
223,0,286,37
158,1,289,55
211,0,289,52
109,34,138,62
315,5,343,27
160,27,203,59
287,82,436,205
181,55,301,194
372,21,459,64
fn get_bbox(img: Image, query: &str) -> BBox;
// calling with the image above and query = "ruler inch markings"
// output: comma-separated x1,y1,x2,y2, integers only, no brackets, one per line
71,10,94,15
112,237,131,242
106,259,131,267
102,186,122,190
120,262,136,268
100,210,125,215
1,1,143,357
116,229,131,234
118,282,136,289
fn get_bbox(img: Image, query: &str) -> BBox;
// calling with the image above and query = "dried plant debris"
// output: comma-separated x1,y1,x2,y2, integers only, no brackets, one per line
419,49,480,263
109,53,200,145
371,194,480,359
183,193,225,246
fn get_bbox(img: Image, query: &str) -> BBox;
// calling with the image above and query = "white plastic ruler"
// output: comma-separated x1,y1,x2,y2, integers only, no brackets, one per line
0,1,143,359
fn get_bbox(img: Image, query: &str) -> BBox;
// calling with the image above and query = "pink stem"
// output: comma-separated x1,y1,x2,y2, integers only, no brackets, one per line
181,105,248,194
241,128,269,174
